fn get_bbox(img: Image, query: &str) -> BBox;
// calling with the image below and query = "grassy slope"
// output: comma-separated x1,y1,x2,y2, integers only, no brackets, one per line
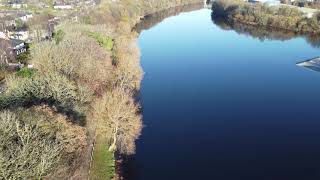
90,136,115,180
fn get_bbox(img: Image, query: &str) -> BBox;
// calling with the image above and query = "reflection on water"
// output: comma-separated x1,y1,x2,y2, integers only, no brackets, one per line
137,5,320,48
297,57,320,72
211,14,320,73
212,15,320,48
134,2,204,33
131,6,320,180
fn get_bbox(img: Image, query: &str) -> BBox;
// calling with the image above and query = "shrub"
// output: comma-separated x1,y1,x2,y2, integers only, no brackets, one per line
88,31,114,50
0,72,89,117
53,29,65,44
16,67,35,78
16,51,30,64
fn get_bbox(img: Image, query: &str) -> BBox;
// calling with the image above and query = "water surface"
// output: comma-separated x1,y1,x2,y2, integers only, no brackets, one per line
129,7,320,180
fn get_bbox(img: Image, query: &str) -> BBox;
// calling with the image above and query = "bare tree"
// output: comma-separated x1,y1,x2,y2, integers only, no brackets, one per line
31,32,112,93
27,13,53,42
112,35,143,91
96,88,142,155
0,39,13,68
0,110,62,179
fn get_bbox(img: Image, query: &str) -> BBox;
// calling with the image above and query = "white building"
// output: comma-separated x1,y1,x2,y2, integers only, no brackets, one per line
0,32,8,39
8,30,29,40
17,12,33,22
11,3,28,9
53,4,73,9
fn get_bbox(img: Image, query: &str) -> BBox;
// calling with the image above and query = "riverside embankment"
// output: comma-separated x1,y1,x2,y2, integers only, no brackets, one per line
86,0,204,179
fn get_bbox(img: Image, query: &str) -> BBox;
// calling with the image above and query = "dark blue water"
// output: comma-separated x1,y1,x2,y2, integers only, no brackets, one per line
130,8,320,180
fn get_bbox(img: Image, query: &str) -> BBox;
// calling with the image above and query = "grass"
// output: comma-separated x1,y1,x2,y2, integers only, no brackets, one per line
16,67,35,78
0,70,6,81
89,135,115,180
87,32,114,50
0,70,15,81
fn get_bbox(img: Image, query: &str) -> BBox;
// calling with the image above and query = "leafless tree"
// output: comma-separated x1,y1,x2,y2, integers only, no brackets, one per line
96,87,142,155
31,32,112,94
0,39,13,68
0,110,62,179
27,13,53,42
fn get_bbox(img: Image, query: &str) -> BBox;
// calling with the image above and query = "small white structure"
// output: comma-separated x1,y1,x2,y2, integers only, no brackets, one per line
53,4,73,9
10,39,26,55
249,0,280,4
17,13,33,22
11,3,28,9
0,32,8,40
8,30,29,41
265,0,281,6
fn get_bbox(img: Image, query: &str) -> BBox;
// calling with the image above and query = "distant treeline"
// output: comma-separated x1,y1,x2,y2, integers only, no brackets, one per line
212,15,320,48
212,0,320,34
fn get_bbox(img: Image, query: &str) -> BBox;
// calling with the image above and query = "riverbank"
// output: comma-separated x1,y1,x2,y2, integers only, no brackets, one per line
86,1,204,179
0,0,204,180
212,0,320,34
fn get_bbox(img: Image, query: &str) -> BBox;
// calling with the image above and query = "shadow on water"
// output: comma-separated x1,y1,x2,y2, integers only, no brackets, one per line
133,2,204,33
211,13,320,49
125,3,205,180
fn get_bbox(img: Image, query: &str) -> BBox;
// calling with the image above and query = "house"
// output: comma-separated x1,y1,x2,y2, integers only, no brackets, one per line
289,0,315,2
84,0,96,7
7,0,28,9
16,12,33,22
11,39,26,55
53,1,73,9
0,11,33,27
248,0,280,4
8,29,29,40
0,36,27,65
0,11,33,39
11,3,28,8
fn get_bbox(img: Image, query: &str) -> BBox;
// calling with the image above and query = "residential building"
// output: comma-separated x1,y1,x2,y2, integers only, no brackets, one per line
0,36,26,65
8,29,29,40
53,1,73,9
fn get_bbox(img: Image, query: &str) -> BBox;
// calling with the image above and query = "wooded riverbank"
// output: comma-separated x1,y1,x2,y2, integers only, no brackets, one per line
212,0,320,34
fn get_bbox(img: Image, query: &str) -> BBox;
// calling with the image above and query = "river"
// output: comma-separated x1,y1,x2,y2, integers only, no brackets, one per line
127,4,320,180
